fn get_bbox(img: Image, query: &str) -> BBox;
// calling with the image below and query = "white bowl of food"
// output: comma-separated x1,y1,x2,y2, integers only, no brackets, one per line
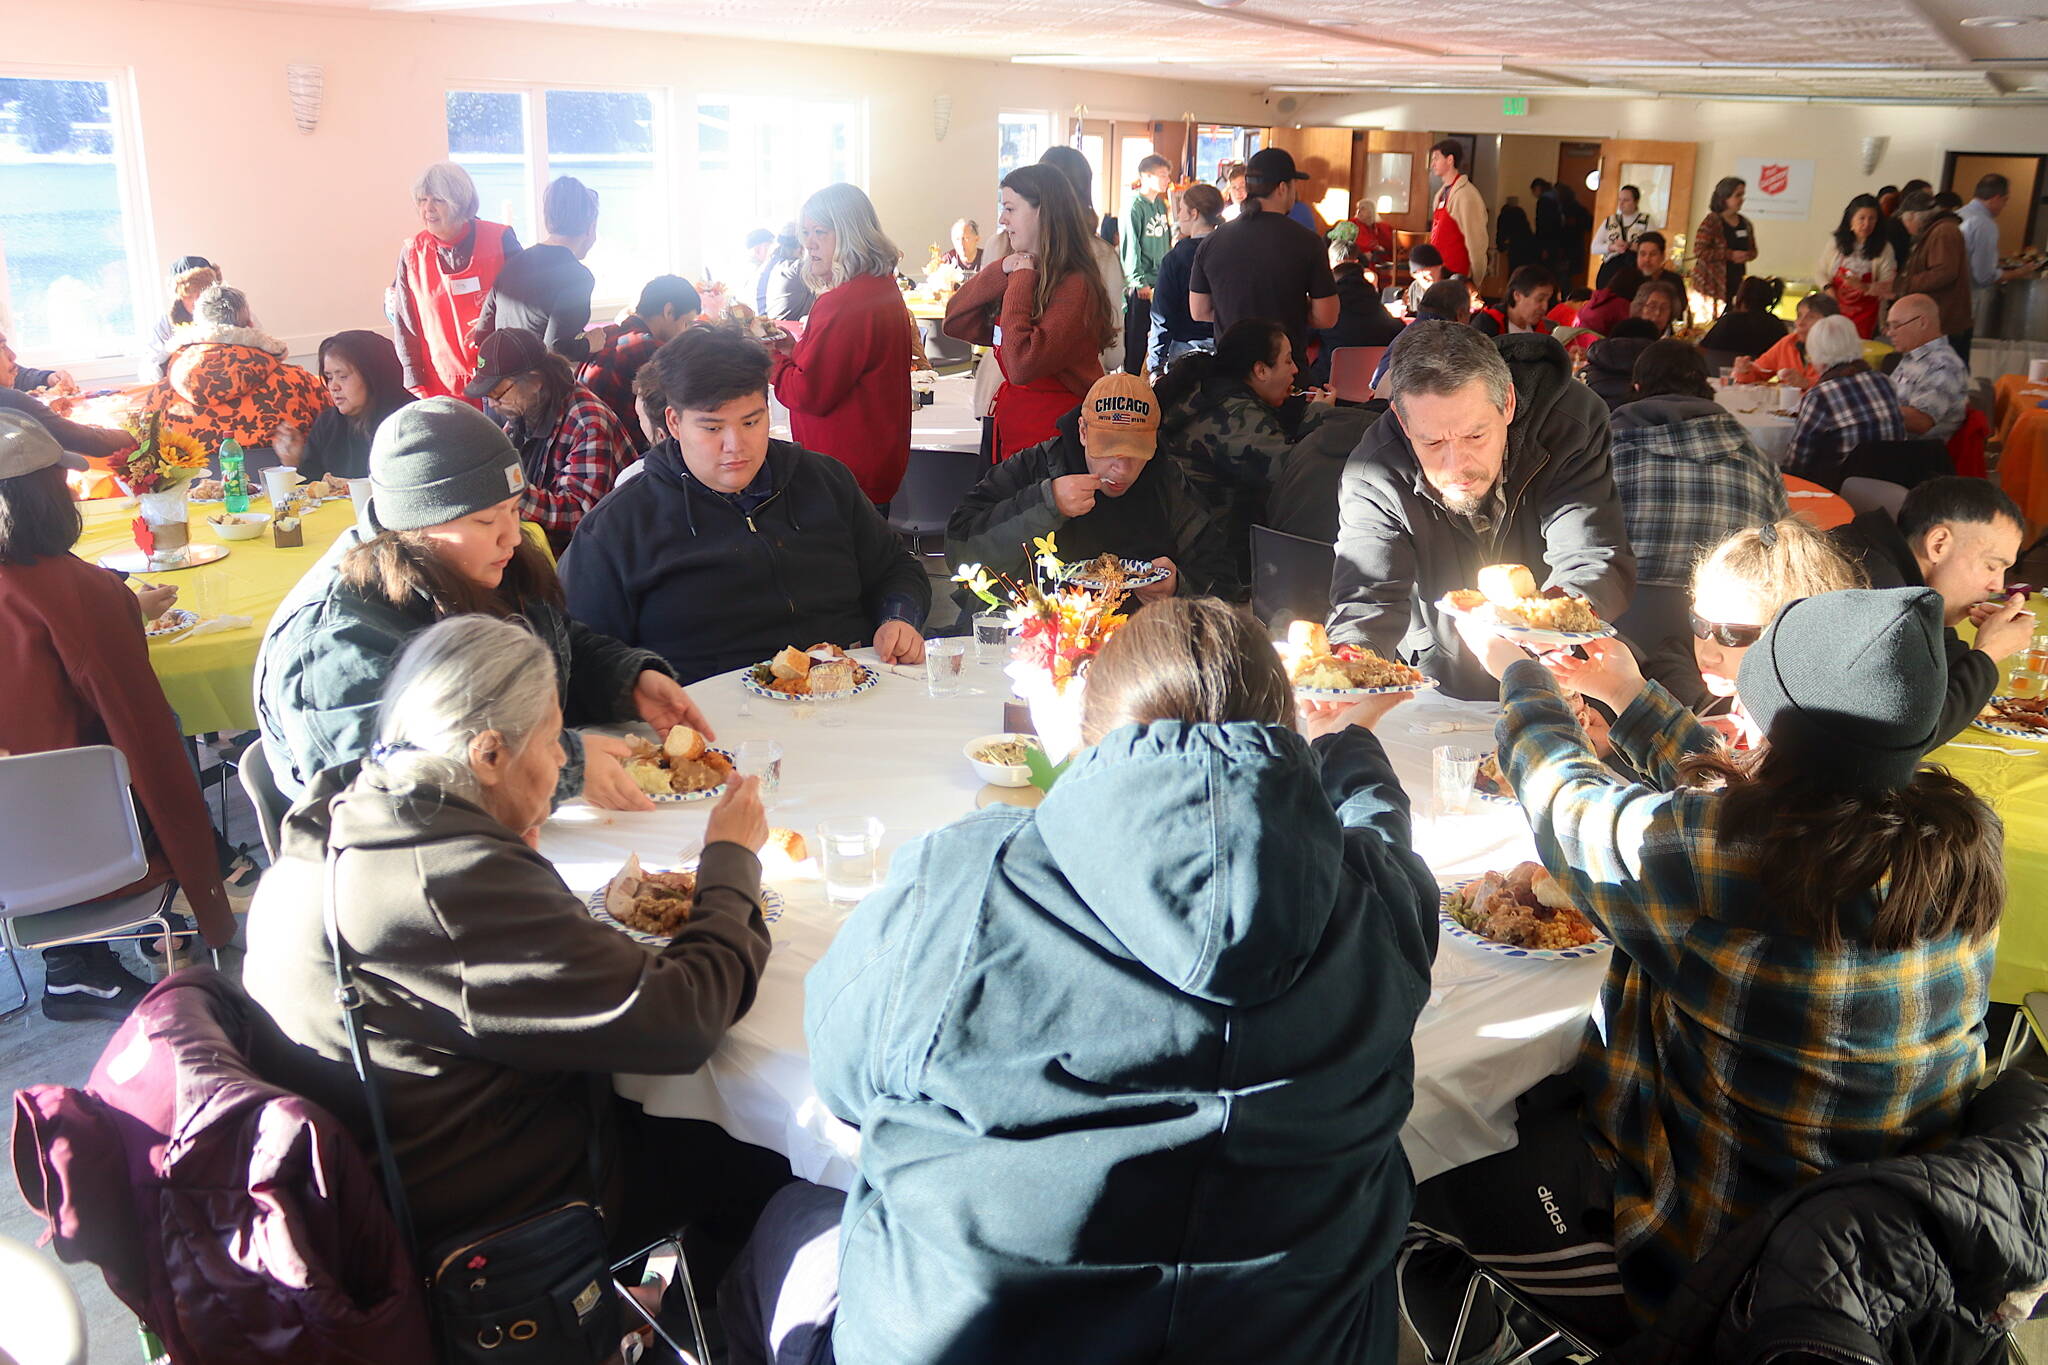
206,512,270,541
965,733,1041,788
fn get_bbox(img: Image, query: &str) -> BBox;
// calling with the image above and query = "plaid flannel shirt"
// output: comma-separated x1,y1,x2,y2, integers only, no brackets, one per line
510,382,638,537
1611,410,1790,588
1786,364,1904,484
1497,661,1993,1314
576,322,660,452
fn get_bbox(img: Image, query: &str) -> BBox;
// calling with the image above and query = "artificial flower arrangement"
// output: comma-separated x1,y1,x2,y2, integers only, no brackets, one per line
117,413,210,494
920,243,966,294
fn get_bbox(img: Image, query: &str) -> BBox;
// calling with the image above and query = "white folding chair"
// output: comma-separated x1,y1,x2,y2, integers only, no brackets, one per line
0,746,179,1019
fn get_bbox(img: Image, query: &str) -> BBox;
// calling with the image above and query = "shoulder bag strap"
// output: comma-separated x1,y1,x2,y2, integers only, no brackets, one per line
322,846,421,1256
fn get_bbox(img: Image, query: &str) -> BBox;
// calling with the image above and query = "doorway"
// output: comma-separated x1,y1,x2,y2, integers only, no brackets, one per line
1943,152,2045,256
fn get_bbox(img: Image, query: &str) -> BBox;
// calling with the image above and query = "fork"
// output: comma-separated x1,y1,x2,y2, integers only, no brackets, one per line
1946,740,2041,756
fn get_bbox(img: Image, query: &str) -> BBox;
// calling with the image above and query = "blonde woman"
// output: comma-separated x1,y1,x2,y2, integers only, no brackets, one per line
770,182,914,504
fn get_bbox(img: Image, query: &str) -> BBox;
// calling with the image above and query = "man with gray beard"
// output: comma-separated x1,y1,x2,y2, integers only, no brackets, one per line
1328,323,1634,700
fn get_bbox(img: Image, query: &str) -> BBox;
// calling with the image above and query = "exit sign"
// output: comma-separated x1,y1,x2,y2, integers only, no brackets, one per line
1503,96,1529,116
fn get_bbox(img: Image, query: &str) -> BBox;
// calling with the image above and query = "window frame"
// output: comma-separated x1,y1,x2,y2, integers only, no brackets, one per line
0,63,156,374
689,91,869,293
998,108,1053,183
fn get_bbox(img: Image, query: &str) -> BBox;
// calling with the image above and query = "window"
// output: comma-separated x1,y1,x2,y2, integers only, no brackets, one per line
695,96,861,297
445,86,665,303
998,111,1049,182
1194,124,1264,184
0,74,147,361
1366,152,1414,217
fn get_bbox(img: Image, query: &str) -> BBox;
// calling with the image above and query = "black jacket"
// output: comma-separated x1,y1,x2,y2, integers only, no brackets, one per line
1307,264,1403,386
479,243,597,363
1146,234,1213,370
1830,509,2000,749
559,438,929,685
945,404,1240,614
1262,403,1380,547
1606,1068,2048,1365
1330,332,1633,700
1583,334,1658,411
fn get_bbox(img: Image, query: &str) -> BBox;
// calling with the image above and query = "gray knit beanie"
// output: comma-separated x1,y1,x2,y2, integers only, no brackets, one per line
1737,586,1947,792
364,397,526,534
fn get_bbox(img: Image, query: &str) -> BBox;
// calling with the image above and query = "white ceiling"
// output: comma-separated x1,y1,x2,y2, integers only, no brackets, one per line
256,0,2048,101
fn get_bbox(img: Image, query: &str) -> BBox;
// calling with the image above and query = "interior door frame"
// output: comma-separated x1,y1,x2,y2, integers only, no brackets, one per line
1941,150,2045,254
1590,139,1697,281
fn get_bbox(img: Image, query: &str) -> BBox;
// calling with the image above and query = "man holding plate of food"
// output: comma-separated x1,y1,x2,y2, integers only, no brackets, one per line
1329,324,1634,700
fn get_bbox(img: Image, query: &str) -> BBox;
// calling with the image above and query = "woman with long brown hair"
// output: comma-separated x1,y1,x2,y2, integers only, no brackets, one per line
1402,585,2004,1357
727,595,1436,1363
943,163,1117,460
256,397,711,812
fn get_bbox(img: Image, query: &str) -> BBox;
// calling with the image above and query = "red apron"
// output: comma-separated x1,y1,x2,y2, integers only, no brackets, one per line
1829,262,1881,340
989,345,1082,463
1430,184,1473,277
403,220,509,401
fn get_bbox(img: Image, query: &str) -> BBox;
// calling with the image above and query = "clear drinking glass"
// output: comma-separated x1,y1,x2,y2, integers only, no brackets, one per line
1433,745,1481,816
808,658,855,727
972,613,1010,666
818,817,885,907
925,639,967,697
736,740,783,799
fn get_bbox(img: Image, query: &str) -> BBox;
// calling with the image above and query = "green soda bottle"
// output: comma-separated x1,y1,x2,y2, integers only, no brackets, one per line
221,439,249,513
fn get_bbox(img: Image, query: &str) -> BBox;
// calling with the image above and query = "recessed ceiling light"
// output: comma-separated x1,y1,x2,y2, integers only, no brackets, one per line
1309,17,1354,25
1960,14,2039,26
1197,0,1250,7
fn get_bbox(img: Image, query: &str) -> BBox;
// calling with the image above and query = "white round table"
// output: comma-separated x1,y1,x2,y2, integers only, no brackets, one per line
536,652,1608,1189
1713,383,1799,466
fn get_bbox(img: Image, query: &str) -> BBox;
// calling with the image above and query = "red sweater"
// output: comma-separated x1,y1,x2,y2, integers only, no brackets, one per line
942,262,1105,399
771,273,914,505
0,553,233,945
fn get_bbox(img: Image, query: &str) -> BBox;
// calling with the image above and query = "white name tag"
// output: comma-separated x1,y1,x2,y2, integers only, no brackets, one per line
992,325,1004,347
447,276,483,296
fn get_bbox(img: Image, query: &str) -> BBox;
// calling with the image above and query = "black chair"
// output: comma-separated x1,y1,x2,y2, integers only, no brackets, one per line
1833,438,1952,494
1249,525,1336,629
888,446,985,557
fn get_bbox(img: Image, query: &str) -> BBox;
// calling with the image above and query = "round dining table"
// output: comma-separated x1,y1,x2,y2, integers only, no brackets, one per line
536,651,1607,1192
1712,382,1799,466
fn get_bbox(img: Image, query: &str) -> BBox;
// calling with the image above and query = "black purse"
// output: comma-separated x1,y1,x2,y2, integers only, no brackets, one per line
322,852,622,1363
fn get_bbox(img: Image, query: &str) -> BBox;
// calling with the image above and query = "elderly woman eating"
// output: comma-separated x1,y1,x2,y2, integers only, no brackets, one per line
246,613,789,1261
388,161,522,401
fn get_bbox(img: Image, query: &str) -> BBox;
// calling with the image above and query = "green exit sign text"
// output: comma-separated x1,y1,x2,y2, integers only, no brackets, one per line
1503,96,1529,116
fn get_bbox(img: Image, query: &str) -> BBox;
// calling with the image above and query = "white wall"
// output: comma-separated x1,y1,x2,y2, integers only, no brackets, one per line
1291,92,2048,283
8,0,1269,360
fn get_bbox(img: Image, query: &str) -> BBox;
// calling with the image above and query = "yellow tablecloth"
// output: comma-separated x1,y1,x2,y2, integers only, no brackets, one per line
77,495,360,735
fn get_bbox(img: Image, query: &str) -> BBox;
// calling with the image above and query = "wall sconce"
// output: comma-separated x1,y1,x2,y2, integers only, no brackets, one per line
934,93,952,142
287,64,324,135
1861,135,1888,177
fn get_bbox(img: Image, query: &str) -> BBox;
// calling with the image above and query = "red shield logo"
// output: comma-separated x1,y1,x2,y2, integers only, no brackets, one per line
1759,164,1790,196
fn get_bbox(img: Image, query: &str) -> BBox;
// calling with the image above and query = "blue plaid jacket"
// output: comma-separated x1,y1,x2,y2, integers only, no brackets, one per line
1786,363,1904,484
1496,660,1995,1315
1610,401,1790,588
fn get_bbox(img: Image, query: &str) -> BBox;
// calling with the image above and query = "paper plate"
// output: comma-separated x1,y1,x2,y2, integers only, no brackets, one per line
1060,558,1169,591
1293,674,1441,702
587,877,784,946
1970,715,2048,743
1435,595,1616,649
1438,878,1611,961
144,608,199,639
740,661,879,702
646,747,738,803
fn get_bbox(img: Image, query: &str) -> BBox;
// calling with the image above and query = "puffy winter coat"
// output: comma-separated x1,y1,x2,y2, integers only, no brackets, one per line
146,323,329,453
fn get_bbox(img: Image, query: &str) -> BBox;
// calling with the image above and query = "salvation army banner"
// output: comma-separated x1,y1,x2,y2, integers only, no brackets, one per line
1733,157,1816,220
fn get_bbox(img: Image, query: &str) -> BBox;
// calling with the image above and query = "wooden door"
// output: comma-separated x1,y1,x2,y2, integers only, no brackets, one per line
1590,139,1697,281
1946,152,2045,256
1075,118,1112,221
1266,125,1360,229
1364,130,1433,237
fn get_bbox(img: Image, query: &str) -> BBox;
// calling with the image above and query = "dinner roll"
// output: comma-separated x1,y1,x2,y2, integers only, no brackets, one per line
1478,563,1538,605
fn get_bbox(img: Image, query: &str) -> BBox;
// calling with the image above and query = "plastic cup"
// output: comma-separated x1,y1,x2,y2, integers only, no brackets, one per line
1433,745,1481,816
972,613,1010,666
818,817,885,907
259,465,301,509
737,740,783,798
925,639,967,697
346,477,373,504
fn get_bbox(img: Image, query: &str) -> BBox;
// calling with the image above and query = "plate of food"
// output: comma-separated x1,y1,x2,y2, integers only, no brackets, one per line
1275,621,1439,699
1437,563,1615,648
588,854,785,946
145,608,199,639
1472,751,1517,806
1440,864,1610,960
1058,553,1169,592
622,726,735,802
1972,695,2048,742
741,644,879,701
187,478,225,504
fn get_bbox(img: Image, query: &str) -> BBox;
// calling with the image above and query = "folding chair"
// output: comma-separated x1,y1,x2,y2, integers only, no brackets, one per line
0,747,179,1020
612,1235,711,1365
888,446,984,558
1249,524,1337,630
237,737,291,864
1838,477,1909,520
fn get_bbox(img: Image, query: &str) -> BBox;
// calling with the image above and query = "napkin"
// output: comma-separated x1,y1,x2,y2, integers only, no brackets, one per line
184,614,252,637
1786,489,1832,499
1411,720,1493,734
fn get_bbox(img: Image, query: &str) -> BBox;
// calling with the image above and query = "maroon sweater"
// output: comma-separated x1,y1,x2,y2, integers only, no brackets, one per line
0,553,233,945
771,272,914,505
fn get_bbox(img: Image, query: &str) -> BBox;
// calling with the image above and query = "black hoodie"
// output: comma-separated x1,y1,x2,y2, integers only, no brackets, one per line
1330,332,1634,700
558,436,929,684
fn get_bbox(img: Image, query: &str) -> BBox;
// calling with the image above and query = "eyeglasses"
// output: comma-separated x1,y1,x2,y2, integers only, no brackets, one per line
1688,611,1764,649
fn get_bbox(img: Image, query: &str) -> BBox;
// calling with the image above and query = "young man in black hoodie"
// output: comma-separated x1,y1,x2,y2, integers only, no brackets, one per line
559,326,929,684
1329,323,1634,700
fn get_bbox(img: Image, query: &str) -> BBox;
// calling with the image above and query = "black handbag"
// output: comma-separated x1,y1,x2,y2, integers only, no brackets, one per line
322,851,622,1363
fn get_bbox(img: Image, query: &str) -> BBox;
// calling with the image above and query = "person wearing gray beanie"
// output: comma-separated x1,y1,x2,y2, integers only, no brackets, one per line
1400,590,2004,1351
256,396,714,812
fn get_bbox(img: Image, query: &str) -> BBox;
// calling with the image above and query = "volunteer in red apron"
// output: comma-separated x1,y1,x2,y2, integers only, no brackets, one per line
387,162,521,404
1817,195,1896,340
944,164,1111,462
1426,139,1486,280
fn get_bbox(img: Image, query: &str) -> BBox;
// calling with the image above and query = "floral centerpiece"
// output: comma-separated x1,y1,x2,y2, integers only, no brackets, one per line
953,533,1134,767
117,413,211,560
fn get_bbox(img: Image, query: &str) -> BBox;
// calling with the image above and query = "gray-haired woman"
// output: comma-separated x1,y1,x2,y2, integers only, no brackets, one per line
768,182,915,505
388,161,522,401
246,613,792,1259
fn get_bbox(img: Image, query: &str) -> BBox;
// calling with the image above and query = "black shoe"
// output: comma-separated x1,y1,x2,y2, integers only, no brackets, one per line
138,911,196,962
41,954,152,1023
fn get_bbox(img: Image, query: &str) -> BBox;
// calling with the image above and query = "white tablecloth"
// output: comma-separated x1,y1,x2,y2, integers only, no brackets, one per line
770,373,981,454
1713,384,1798,466
536,657,1607,1189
